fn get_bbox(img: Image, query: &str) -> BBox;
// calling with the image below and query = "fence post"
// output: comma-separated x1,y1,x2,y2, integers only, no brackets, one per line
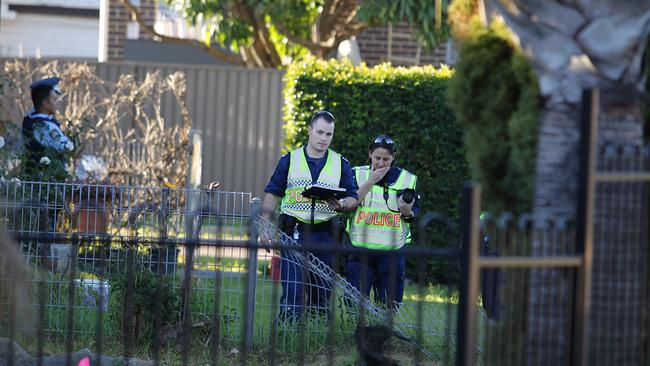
457,183,481,366
572,89,598,366
243,197,262,355
180,129,203,364
185,129,203,230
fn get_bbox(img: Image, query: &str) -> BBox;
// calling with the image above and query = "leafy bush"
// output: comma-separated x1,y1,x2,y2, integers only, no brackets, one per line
447,28,539,214
284,58,469,284
107,253,180,345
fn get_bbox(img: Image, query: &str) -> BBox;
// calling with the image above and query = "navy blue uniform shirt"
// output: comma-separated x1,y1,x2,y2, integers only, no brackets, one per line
367,165,420,218
265,148,359,199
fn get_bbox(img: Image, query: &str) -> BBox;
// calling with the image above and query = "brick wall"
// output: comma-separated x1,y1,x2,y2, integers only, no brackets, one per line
107,0,156,61
355,22,448,66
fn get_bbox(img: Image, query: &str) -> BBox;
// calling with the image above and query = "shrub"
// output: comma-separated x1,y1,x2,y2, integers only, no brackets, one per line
447,29,539,214
107,254,180,346
283,58,469,284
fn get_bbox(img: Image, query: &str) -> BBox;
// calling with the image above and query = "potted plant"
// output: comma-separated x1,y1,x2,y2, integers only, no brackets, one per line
73,154,112,234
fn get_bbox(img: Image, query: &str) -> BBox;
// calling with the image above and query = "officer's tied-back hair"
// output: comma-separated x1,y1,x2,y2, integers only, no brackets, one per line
31,85,53,110
309,110,335,126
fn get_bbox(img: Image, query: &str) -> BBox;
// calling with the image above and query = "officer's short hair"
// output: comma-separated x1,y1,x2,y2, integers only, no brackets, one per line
31,85,53,110
309,110,335,126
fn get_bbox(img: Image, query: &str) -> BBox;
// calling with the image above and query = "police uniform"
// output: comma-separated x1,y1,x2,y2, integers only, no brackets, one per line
264,147,358,319
345,165,419,306
22,77,71,177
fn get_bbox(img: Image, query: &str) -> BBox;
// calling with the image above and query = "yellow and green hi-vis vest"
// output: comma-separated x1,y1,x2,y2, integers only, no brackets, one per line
347,166,417,250
280,148,342,224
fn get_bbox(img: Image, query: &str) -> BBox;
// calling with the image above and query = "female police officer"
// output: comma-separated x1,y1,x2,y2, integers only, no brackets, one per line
346,135,418,307
262,110,358,320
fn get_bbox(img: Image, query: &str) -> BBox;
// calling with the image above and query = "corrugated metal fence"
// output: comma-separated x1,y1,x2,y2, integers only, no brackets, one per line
2,59,286,196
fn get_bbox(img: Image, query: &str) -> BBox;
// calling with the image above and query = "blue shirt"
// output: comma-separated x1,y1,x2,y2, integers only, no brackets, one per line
365,165,420,218
23,110,71,152
264,148,359,199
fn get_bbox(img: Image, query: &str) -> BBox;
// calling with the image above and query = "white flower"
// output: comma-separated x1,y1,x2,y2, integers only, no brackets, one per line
65,141,74,151
76,154,108,182
7,159,20,170
0,136,4,149
40,156,51,165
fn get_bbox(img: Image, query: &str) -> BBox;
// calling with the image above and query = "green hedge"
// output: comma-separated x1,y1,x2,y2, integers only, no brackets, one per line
283,58,469,284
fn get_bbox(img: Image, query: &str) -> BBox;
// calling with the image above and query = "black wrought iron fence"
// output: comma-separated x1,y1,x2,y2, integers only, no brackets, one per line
457,89,650,366
0,180,464,365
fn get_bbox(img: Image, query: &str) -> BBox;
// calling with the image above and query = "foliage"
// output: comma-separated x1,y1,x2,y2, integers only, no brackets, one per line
107,255,181,344
151,0,450,67
447,24,539,214
284,57,469,283
0,60,192,188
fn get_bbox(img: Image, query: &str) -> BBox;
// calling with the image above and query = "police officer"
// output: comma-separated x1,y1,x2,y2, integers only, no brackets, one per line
346,135,419,307
22,77,73,180
262,110,358,320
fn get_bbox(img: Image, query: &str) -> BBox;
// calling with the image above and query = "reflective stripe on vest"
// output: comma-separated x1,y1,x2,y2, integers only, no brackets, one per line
348,166,417,250
280,148,342,224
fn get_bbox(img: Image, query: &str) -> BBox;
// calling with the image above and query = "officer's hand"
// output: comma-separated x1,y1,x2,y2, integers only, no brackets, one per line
326,197,346,212
257,214,273,252
369,166,390,185
397,196,414,217
259,230,274,253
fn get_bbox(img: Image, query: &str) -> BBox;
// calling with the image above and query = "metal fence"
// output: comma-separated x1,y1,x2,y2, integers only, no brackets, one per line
0,180,464,365
3,92,647,366
457,89,650,366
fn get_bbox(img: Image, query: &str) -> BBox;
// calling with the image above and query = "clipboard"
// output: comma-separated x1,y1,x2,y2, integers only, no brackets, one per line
301,184,347,200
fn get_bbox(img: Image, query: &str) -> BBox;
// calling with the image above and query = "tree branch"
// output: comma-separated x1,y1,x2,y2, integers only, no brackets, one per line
319,0,341,40
229,1,282,67
119,0,245,66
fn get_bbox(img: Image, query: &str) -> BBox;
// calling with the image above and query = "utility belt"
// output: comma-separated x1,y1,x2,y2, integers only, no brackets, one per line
346,246,406,262
279,213,342,234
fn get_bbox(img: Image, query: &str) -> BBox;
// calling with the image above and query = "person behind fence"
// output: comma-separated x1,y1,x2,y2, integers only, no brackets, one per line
261,110,358,320
345,135,419,308
22,76,73,180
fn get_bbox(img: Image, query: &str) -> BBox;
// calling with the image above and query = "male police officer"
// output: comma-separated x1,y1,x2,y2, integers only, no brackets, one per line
22,77,73,179
262,110,358,320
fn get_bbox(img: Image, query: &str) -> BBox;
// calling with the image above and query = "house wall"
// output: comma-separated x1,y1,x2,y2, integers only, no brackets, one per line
106,0,155,60
0,13,99,58
356,22,448,66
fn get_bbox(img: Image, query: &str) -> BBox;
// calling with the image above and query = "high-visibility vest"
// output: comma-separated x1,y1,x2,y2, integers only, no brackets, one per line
280,148,342,224
347,166,417,250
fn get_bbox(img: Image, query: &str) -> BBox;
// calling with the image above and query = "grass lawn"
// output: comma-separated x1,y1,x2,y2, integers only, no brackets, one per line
4,274,463,365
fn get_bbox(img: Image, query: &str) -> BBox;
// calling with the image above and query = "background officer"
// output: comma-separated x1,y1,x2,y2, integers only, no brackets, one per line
262,110,358,320
346,135,419,307
22,76,72,181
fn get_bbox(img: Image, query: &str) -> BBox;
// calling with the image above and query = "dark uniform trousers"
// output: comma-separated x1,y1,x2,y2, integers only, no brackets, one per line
278,214,342,320
346,249,406,306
